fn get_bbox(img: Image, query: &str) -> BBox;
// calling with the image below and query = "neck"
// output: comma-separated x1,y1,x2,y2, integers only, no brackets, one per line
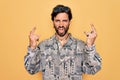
56,33,69,46
56,33,69,41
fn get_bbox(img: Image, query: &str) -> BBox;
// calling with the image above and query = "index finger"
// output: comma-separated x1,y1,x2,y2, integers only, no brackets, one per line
30,27,36,34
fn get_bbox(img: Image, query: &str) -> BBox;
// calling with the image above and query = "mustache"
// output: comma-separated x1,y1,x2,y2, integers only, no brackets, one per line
58,26,65,29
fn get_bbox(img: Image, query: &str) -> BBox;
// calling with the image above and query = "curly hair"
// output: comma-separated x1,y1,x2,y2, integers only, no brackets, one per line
51,4,72,21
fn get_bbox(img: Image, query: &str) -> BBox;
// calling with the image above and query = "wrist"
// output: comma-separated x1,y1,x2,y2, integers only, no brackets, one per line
30,46,36,50
87,44,92,47
85,44,95,51
29,42,37,50
28,46,39,52
86,43,94,47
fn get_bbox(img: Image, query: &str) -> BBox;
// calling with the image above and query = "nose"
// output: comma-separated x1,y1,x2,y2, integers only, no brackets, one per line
59,21,64,27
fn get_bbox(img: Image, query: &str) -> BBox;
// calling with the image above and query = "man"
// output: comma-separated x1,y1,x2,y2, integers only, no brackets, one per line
24,5,102,80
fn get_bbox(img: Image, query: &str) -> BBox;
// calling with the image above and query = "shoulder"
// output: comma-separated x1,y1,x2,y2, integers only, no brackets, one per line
69,36,86,53
72,36,86,45
77,39,86,46
71,37,86,49
38,36,55,47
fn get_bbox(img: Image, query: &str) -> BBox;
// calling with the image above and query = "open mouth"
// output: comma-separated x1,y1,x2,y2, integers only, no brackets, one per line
58,28,64,33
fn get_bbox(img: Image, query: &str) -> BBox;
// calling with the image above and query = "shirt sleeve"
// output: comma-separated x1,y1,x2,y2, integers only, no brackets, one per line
82,44,102,75
24,46,41,75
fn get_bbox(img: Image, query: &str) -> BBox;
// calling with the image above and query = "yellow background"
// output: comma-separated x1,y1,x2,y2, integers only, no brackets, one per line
0,0,120,80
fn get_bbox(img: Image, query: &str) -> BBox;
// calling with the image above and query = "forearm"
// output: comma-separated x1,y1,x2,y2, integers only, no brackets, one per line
24,47,41,74
83,45,102,74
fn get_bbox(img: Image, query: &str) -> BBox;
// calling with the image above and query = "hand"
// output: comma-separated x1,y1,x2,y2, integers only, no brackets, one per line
84,24,97,47
29,27,40,49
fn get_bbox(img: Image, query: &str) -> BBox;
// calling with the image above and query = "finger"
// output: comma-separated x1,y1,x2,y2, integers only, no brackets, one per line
90,24,96,33
31,27,36,33
30,27,36,35
84,31,89,37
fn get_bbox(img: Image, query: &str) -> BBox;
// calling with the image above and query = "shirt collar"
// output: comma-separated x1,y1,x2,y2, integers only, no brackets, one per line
50,33,76,46
50,33,74,40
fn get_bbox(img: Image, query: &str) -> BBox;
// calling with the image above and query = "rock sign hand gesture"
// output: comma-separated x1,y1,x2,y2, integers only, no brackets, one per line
29,27,40,49
84,24,97,47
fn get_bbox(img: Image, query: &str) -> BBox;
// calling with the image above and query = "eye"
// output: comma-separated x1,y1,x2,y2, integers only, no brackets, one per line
63,20,68,22
55,20,60,22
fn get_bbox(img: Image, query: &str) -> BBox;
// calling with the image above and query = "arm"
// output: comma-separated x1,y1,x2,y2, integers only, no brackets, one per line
83,24,102,74
82,45,102,74
24,47,41,75
24,27,41,74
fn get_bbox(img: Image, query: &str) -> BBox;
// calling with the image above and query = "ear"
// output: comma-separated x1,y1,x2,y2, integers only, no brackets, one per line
69,20,72,25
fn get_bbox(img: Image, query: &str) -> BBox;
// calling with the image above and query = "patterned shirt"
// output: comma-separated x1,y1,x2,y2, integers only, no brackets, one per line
24,34,101,80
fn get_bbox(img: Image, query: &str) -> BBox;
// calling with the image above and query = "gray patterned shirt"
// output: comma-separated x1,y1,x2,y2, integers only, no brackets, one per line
24,34,101,80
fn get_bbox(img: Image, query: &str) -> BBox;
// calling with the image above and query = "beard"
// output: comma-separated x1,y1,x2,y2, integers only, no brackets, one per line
54,25,69,37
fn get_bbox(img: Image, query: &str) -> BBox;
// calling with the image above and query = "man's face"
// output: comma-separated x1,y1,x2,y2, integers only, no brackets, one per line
53,13,70,37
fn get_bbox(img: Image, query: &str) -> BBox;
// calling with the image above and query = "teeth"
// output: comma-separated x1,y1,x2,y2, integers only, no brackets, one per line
60,28,63,29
